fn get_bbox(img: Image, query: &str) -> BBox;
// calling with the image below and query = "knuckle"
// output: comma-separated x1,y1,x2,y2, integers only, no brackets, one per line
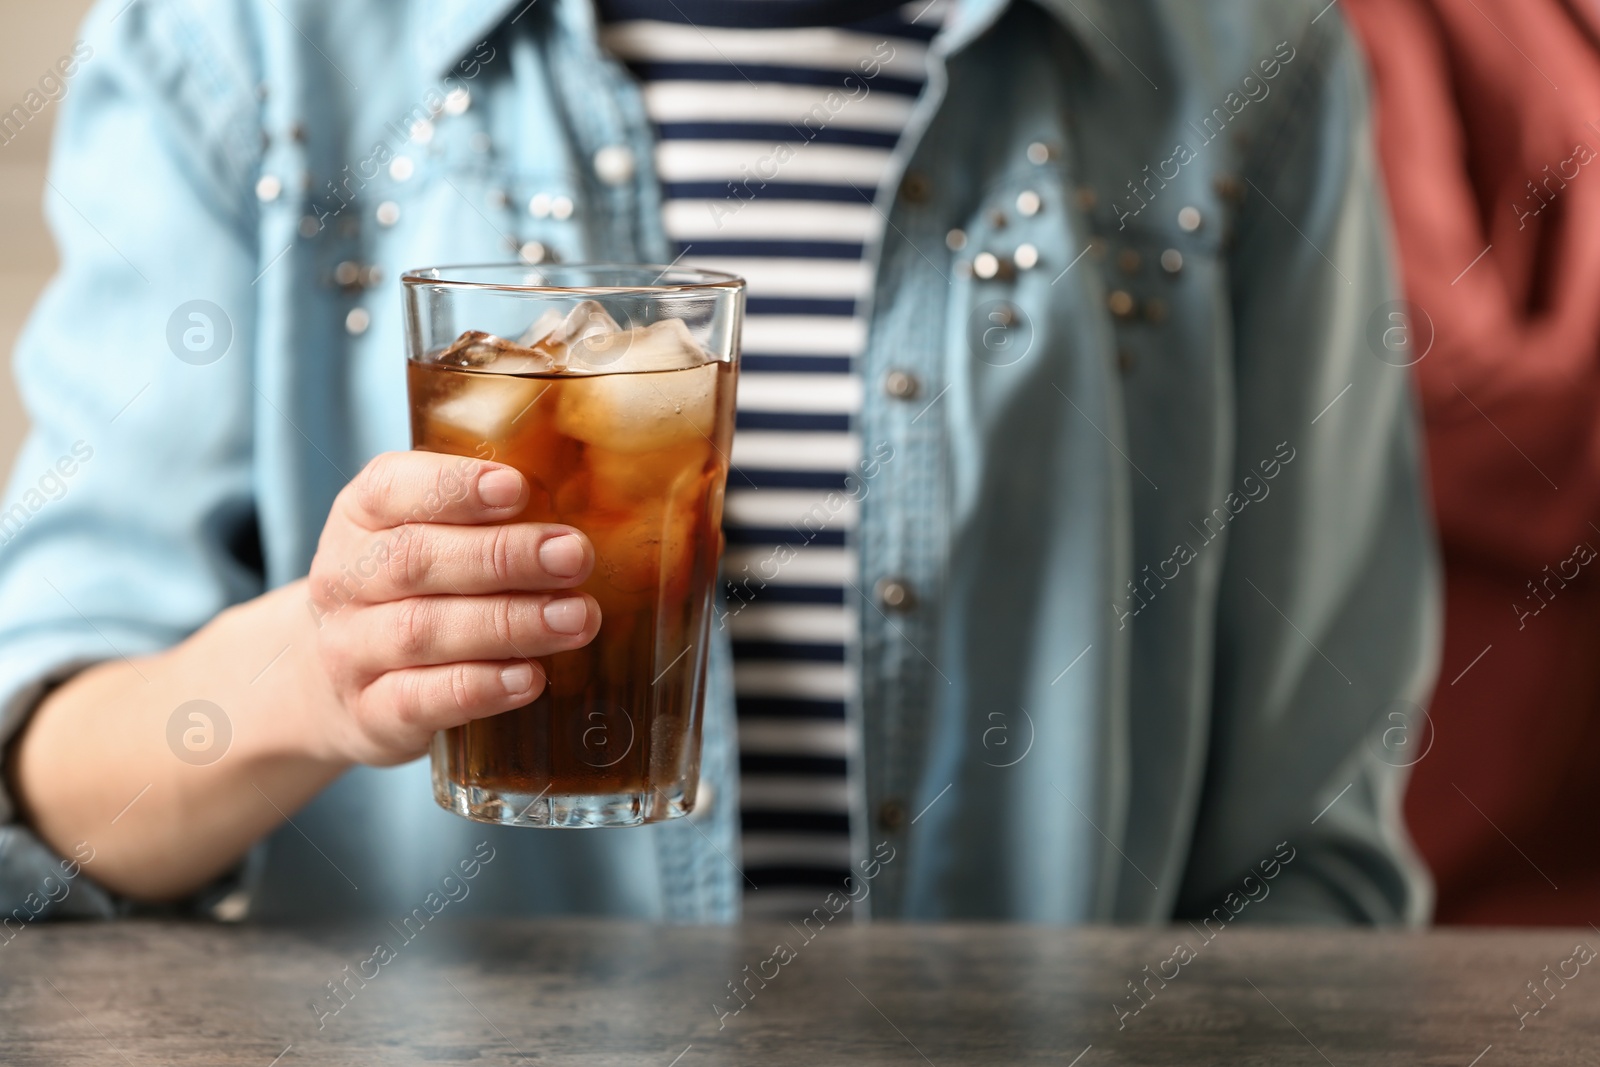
354,453,403,518
445,663,478,713
386,527,431,591
386,673,423,728
389,598,433,660
491,596,519,646
483,524,517,586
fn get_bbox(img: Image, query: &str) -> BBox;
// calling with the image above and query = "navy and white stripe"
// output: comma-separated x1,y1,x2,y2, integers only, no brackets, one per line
600,0,944,917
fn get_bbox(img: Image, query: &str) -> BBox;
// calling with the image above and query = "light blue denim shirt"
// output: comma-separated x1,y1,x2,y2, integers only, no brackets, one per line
0,0,1438,925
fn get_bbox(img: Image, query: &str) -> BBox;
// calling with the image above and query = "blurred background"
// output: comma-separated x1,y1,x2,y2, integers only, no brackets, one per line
0,2,92,473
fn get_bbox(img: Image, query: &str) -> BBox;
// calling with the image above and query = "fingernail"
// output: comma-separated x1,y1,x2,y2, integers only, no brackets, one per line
543,596,589,635
500,662,536,696
539,534,585,578
477,468,523,508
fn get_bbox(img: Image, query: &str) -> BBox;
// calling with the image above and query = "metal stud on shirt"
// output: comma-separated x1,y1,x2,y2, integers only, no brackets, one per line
946,228,968,251
255,175,282,202
973,252,1001,279
1016,190,1042,217
375,201,401,227
409,118,434,144
519,241,550,265
345,307,370,335
875,577,915,611
1160,248,1184,274
1014,243,1039,271
900,171,932,203
877,798,907,831
389,155,414,182
884,369,920,399
1026,141,1056,165
528,193,552,219
1177,206,1202,232
593,144,636,186
551,196,575,221
443,87,471,116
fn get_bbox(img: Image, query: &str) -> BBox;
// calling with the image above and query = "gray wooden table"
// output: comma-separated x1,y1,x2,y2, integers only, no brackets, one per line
1,920,1594,1064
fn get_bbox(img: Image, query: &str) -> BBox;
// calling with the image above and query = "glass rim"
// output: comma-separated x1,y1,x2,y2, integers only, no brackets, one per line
401,262,746,295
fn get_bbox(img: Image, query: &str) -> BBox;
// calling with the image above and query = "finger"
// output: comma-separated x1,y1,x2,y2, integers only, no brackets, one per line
342,592,601,670
335,450,528,531
361,659,547,735
336,521,594,603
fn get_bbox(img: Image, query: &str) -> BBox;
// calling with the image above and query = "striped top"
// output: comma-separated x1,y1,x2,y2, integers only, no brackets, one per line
598,0,943,918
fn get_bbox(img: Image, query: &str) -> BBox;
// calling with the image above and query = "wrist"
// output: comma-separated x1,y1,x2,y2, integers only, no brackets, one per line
203,579,352,771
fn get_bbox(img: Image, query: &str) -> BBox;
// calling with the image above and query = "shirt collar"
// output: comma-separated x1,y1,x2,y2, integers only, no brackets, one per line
416,0,1123,78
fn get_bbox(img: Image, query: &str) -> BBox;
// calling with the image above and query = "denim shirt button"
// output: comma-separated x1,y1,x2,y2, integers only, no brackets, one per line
1014,243,1039,271
254,175,282,202
874,577,914,611
883,369,920,400
945,228,968,251
375,201,401,227
877,798,907,832
1026,140,1057,165
345,307,371,336
1016,190,1042,217
1177,205,1203,232
1160,248,1184,274
1107,290,1137,320
528,193,552,219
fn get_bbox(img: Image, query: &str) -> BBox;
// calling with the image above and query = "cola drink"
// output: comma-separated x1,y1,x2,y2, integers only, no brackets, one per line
407,294,739,827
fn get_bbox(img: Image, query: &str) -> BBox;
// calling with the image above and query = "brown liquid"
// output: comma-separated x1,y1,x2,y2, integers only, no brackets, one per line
408,356,734,814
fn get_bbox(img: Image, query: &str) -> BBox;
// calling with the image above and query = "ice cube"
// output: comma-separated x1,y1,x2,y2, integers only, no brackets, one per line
435,330,557,375
436,330,507,367
570,318,710,373
521,301,624,369
516,308,566,347
555,361,720,452
428,376,552,443
426,333,555,444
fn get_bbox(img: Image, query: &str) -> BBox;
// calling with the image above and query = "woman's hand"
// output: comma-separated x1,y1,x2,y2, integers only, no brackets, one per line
303,451,600,766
